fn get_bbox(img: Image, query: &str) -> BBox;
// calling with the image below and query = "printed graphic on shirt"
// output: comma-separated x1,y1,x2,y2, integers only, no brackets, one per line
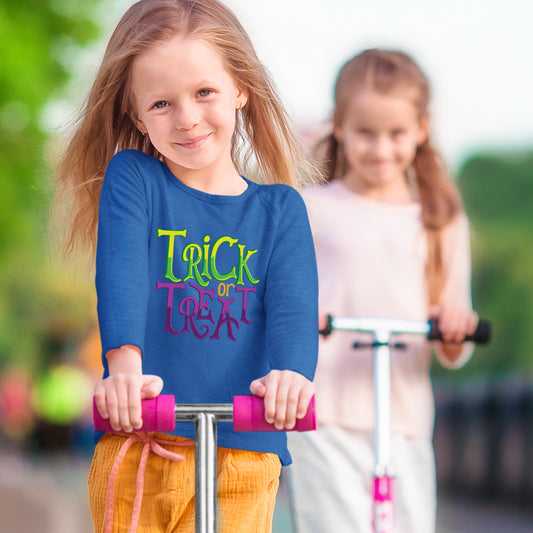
156,229,259,341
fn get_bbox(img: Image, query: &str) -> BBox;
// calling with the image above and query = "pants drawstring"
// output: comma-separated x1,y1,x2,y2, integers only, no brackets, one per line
104,432,194,533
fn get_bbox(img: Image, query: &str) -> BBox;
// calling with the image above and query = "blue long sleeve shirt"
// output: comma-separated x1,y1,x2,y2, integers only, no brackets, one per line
95,149,318,464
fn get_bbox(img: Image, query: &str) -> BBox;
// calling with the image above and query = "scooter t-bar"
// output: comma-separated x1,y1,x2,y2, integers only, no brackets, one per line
94,394,316,533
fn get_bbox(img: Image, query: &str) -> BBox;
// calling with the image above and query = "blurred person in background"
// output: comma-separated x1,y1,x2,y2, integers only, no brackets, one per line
287,49,480,533
0,366,35,448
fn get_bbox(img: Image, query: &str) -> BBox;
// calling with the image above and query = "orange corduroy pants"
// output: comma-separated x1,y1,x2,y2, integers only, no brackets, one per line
89,432,281,533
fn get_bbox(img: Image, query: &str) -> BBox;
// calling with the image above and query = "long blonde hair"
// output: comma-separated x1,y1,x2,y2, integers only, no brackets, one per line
54,0,313,260
317,49,463,305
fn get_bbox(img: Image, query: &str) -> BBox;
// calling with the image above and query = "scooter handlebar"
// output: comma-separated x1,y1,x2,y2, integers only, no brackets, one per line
428,318,491,344
93,394,316,433
320,315,491,344
232,394,316,432
92,395,176,433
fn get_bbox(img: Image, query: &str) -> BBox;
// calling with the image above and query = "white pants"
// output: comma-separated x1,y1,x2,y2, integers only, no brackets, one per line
286,427,436,533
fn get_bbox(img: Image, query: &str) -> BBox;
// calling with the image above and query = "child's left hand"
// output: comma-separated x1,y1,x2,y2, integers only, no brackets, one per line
249,370,315,430
430,302,478,360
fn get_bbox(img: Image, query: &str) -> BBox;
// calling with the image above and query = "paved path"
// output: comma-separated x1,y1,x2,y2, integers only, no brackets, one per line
272,477,533,533
435,493,533,533
1,450,531,533
0,452,92,533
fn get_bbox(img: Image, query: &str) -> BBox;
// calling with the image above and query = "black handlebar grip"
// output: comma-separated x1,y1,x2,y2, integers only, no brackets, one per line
428,318,491,344
318,314,333,337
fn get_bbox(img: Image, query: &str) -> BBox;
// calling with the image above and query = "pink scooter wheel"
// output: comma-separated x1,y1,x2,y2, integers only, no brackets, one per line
233,395,316,432
92,394,176,433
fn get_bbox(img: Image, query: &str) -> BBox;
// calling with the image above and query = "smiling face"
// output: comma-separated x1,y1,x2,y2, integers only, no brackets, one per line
130,35,248,192
334,89,428,199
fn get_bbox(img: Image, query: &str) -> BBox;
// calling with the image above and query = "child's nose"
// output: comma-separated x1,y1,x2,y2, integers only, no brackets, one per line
371,136,393,158
173,103,200,130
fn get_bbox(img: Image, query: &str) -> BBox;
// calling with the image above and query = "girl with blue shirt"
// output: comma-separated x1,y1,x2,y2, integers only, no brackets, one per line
54,1,318,531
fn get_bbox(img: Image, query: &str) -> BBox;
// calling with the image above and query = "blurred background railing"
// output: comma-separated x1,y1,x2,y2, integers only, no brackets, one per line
434,376,533,504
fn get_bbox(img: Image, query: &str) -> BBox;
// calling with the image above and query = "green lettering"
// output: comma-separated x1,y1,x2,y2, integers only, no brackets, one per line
202,235,211,279
237,244,259,285
158,229,187,282
182,243,210,287
210,236,237,281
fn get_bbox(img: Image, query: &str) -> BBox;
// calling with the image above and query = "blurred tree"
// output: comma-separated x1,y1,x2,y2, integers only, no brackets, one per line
433,150,533,377
0,0,101,370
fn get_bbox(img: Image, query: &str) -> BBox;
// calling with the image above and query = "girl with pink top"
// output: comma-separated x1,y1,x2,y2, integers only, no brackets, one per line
287,49,479,533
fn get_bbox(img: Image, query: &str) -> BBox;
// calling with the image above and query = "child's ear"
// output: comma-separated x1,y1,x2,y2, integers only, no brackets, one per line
417,113,430,145
236,87,248,110
333,124,343,144
135,120,148,137
128,110,147,136
333,111,344,143
136,125,148,136
134,119,147,136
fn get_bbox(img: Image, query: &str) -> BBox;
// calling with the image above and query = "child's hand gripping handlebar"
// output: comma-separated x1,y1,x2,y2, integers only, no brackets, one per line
232,395,316,431
93,394,317,433
427,318,491,343
93,395,316,533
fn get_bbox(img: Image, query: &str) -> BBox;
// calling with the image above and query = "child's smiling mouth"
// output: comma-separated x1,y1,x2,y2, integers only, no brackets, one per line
176,133,212,149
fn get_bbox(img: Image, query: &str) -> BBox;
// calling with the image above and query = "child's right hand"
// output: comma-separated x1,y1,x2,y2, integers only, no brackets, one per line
318,307,332,339
93,345,163,432
318,311,329,332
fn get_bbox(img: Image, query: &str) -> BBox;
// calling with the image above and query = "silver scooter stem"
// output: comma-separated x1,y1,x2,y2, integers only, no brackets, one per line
174,404,233,533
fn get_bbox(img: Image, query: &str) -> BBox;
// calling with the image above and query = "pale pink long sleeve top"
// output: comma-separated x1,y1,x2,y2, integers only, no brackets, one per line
303,180,474,439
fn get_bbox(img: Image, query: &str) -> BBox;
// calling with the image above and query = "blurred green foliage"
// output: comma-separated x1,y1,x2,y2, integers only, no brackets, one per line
434,149,533,378
0,0,101,371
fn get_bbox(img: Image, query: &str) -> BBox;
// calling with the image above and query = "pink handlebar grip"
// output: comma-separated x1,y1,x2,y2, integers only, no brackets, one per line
233,395,316,432
92,394,176,433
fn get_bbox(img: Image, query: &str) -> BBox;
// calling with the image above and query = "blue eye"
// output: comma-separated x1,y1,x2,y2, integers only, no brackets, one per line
153,101,169,109
198,89,212,97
